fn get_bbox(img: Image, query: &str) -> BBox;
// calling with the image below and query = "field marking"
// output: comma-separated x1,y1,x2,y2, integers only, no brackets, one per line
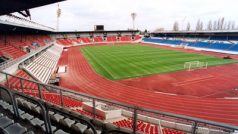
224,97,238,100
154,91,177,96
172,75,215,86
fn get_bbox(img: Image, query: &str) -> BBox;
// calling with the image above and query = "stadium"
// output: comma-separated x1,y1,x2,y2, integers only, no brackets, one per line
0,0,238,134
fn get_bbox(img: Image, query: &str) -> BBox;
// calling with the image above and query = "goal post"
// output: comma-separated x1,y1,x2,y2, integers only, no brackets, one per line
184,61,208,71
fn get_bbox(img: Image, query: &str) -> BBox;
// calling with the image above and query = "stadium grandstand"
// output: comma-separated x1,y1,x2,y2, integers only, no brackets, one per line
0,0,238,134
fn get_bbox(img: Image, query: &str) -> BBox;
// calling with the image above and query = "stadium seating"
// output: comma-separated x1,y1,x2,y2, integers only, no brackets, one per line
56,35,141,46
0,35,51,60
0,99,37,133
56,39,73,46
113,119,186,134
56,38,83,46
94,36,104,42
228,44,238,51
120,36,132,41
134,35,142,40
206,42,232,50
74,109,105,120
0,92,89,134
0,44,26,59
189,41,210,48
143,38,183,46
210,36,228,41
106,36,117,42
7,70,38,91
162,128,186,134
228,36,238,41
4,35,50,49
0,115,27,134
81,37,91,43
143,38,238,52
5,70,104,120
24,45,63,83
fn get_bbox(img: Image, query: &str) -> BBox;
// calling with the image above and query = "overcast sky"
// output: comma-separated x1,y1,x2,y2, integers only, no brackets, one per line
27,0,238,31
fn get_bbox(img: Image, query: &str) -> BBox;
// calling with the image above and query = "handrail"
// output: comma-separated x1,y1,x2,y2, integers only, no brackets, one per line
0,85,99,134
46,105,97,134
0,84,18,116
12,92,51,134
0,71,238,133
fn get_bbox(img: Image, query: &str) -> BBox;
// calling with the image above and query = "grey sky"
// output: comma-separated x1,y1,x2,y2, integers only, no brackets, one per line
28,0,238,31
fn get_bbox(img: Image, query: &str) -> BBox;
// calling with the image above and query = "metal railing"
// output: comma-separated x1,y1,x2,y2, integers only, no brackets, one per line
0,71,238,134
0,85,98,134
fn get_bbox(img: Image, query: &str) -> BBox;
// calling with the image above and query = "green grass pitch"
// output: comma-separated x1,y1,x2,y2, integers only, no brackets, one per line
80,44,238,80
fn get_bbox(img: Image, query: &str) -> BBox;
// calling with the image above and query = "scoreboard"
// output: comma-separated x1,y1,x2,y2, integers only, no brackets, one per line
94,25,104,31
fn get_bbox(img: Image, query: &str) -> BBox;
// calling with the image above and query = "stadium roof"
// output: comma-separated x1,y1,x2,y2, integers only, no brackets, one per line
0,22,53,34
0,0,65,15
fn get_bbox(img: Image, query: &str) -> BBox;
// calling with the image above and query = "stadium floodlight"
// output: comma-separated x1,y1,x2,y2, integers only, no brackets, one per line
56,4,61,31
131,12,137,30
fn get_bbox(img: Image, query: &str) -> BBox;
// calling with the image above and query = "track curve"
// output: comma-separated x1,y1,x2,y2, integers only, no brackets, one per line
58,45,238,126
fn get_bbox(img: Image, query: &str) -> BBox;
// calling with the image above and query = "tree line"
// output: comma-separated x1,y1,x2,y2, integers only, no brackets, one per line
172,17,237,31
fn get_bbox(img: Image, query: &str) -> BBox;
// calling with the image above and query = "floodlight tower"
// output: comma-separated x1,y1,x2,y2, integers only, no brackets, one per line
131,12,137,30
56,4,61,31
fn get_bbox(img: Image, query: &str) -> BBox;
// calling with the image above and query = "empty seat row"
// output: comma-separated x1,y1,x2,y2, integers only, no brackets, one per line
14,97,70,134
143,38,238,52
113,119,186,134
0,45,26,59
120,36,132,41
93,37,103,42
0,116,27,134
24,45,63,83
15,97,100,134
0,35,51,61
56,36,141,46
0,99,33,134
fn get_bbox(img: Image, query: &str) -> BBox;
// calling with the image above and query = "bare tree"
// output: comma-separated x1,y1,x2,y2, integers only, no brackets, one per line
220,17,225,30
207,20,213,31
227,21,232,30
186,22,191,31
217,17,225,30
223,22,227,30
196,19,201,31
200,21,203,31
231,21,236,30
217,18,221,30
213,20,218,30
196,19,203,31
207,18,236,30
173,21,179,31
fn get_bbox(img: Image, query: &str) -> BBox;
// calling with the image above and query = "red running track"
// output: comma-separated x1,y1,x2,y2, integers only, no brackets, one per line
57,45,238,126
119,63,238,98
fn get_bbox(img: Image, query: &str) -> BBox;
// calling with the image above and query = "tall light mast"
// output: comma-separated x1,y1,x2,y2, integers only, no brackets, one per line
56,4,61,31
131,12,137,30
